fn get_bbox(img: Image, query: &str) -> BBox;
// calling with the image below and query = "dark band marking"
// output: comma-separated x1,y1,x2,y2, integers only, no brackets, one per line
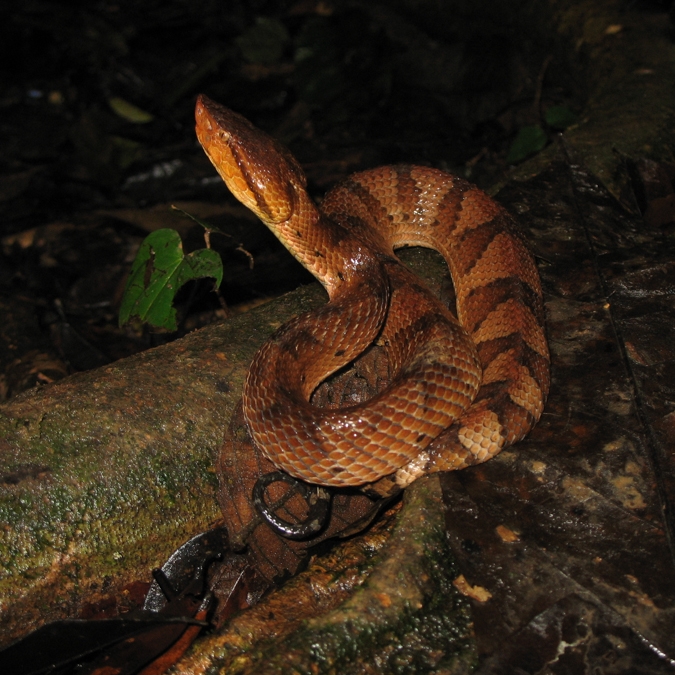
343,179,388,219
393,166,419,220
464,276,544,334
229,144,271,217
408,311,446,337
475,335,550,392
473,383,535,420
326,184,392,252
475,333,531,366
432,176,471,233
280,329,321,359
454,219,507,277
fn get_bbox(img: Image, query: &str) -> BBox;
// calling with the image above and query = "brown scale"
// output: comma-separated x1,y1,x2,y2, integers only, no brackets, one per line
195,96,550,488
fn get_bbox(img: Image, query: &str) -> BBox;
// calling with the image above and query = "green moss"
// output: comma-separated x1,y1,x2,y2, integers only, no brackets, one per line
191,477,476,675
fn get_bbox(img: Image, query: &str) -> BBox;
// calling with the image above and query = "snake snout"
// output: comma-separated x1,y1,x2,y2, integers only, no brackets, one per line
195,95,298,225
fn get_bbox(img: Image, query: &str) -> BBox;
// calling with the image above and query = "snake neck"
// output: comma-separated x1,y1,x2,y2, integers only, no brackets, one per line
267,188,385,299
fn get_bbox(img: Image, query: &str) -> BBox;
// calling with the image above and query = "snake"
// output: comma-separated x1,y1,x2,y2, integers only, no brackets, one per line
195,94,549,490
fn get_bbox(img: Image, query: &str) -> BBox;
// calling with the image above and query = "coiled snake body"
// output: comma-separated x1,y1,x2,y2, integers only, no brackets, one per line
196,95,549,489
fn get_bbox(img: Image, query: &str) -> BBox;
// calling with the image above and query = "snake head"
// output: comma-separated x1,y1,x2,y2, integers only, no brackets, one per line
195,95,307,225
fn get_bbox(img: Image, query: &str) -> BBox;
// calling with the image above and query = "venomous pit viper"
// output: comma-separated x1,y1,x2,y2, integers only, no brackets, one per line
195,95,549,491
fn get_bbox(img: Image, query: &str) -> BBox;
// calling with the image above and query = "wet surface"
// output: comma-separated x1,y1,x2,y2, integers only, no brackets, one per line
441,158,675,673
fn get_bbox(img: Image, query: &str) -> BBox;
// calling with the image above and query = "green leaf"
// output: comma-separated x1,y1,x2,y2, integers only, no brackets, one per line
506,125,548,164
236,17,290,65
544,105,578,130
119,229,223,331
109,97,154,124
